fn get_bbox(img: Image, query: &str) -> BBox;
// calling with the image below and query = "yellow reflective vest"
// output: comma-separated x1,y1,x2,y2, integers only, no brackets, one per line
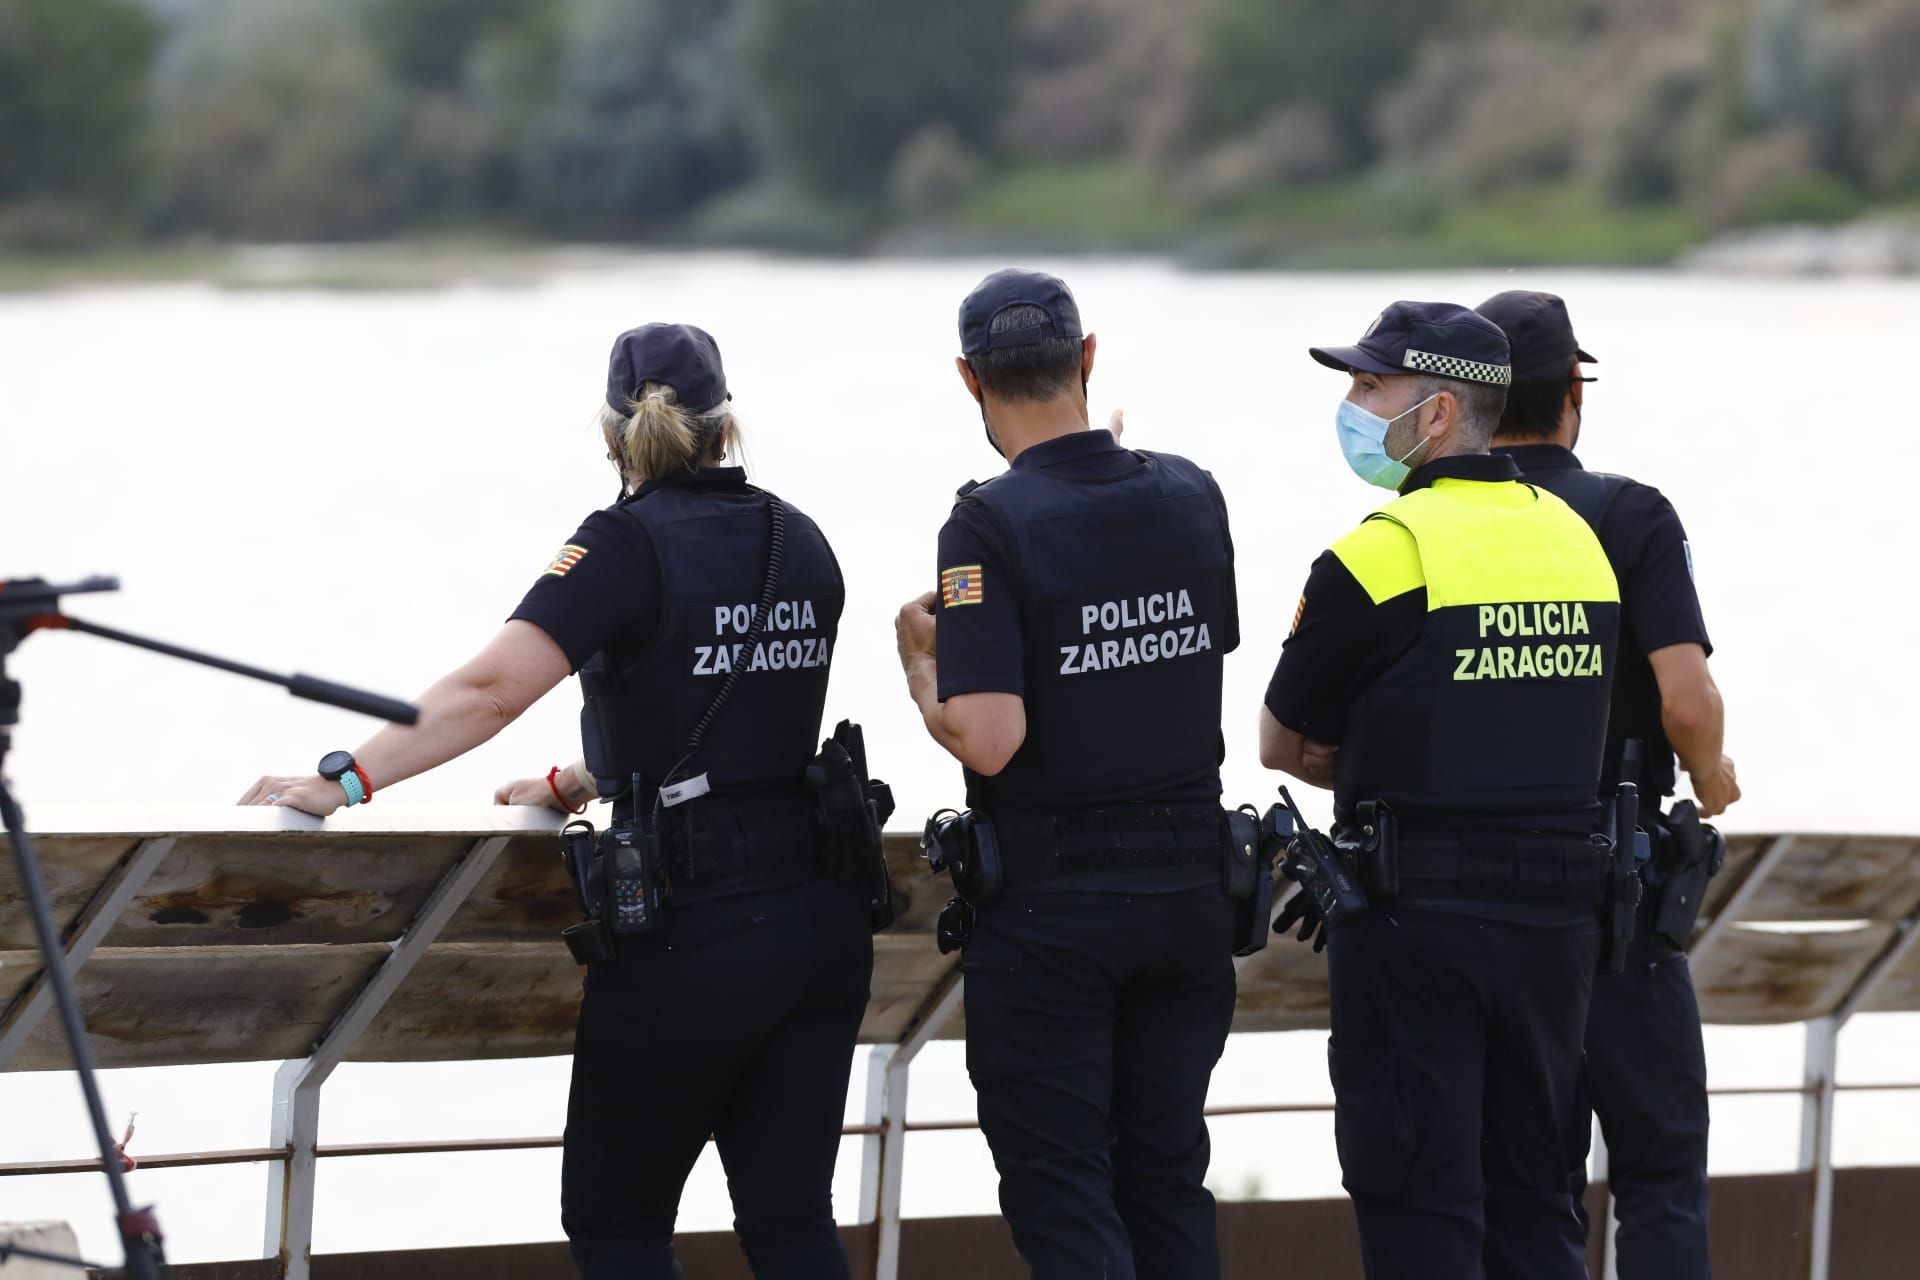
1329,475,1621,824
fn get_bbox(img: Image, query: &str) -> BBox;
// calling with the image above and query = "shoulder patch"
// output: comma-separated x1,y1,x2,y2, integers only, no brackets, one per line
543,544,589,578
940,564,984,607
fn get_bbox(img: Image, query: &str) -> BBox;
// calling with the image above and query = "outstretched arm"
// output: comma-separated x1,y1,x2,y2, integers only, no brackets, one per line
241,620,572,815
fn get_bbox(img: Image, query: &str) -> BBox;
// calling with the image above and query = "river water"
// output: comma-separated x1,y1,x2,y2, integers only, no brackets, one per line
2,255,1915,1262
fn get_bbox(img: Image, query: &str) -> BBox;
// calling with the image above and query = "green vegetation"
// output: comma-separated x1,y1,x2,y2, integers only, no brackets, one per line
2,0,1918,272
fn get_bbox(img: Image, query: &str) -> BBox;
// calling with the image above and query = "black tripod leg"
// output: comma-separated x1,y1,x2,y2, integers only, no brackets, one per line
0,782,166,1279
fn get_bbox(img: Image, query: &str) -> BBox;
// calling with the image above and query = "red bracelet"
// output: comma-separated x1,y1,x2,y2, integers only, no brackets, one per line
547,765,587,815
351,762,374,804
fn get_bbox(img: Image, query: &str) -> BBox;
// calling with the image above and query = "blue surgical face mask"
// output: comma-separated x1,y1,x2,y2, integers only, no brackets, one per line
1335,393,1438,490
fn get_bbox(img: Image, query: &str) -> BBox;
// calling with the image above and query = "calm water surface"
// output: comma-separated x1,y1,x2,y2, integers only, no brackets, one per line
2,256,1914,1261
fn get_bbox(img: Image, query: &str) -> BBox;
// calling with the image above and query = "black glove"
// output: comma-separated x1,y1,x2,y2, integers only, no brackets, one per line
1273,886,1327,952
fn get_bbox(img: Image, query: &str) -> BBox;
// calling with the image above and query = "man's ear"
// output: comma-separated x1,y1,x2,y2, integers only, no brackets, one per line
955,355,984,405
1428,387,1459,441
1081,333,1097,384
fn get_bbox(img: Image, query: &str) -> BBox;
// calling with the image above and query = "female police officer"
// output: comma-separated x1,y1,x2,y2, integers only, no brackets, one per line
241,323,872,1279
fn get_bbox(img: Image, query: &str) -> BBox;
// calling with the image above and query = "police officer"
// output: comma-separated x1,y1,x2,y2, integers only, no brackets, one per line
243,324,872,1280
1478,289,1739,1279
1259,301,1621,1280
894,268,1241,1279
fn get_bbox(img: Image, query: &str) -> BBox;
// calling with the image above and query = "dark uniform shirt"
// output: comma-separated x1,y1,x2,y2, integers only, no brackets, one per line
509,467,750,671
1264,452,1600,924
936,429,1241,712
936,428,1239,892
1494,443,1711,798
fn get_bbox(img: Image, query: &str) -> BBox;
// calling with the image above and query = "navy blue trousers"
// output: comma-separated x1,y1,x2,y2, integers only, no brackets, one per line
962,887,1238,1280
1570,925,1713,1279
1326,908,1599,1280
562,875,872,1279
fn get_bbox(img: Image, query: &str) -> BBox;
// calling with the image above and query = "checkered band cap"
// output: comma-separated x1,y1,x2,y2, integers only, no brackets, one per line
1402,347,1512,386
1308,300,1512,387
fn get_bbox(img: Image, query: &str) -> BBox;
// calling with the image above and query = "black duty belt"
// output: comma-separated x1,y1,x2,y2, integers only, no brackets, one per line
992,804,1222,886
656,791,818,888
1387,831,1610,905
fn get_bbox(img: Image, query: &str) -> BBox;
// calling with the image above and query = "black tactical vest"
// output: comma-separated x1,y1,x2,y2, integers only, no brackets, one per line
1516,464,1677,799
1332,480,1621,831
578,478,843,822
958,449,1232,810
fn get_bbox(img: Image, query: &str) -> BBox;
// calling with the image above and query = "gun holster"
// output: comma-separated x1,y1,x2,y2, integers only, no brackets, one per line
922,808,1003,907
806,719,898,933
1600,782,1649,973
1223,806,1275,957
1649,800,1724,949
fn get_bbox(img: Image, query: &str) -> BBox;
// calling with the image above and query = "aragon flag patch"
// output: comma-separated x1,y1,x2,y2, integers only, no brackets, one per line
543,544,589,578
940,564,983,607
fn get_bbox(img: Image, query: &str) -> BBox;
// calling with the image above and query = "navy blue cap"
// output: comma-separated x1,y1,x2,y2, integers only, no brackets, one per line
958,268,1083,357
1310,300,1512,386
605,323,728,414
1474,290,1597,379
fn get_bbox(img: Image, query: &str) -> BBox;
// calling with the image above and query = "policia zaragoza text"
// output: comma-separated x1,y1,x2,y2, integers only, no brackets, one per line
690,598,832,675
1452,600,1604,682
1058,588,1214,675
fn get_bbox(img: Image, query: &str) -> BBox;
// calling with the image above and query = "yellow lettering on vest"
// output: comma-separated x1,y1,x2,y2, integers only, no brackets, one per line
1515,645,1537,678
1454,648,1477,680
1475,647,1498,680
1498,647,1518,679
1478,606,1496,638
1497,604,1517,636
1573,603,1589,635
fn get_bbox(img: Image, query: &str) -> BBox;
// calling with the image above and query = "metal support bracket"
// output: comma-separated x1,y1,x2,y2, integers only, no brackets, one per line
0,837,175,1072
871,969,964,1280
1689,834,1796,967
263,835,509,1278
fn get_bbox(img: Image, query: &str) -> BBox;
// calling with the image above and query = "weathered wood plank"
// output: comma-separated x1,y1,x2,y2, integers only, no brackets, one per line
4,944,387,1071
0,835,139,948
1716,835,1920,923
1693,924,1895,1025
101,836,472,948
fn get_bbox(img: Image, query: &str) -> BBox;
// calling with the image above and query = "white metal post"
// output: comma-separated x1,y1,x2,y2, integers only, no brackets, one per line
857,1045,895,1224
262,835,509,1278
1799,1016,1838,1280
871,972,964,1280
0,837,174,1071
1794,902,1920,1280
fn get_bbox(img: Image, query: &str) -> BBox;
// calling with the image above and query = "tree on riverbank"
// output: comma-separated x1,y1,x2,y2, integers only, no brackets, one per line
1,0,1917,263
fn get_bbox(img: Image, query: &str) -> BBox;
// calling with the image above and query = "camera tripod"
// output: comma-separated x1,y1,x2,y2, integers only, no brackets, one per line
0,576,417,1277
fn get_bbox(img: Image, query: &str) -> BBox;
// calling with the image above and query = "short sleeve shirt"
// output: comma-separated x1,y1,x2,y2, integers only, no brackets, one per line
509,467,754,671
1494,445,1711,658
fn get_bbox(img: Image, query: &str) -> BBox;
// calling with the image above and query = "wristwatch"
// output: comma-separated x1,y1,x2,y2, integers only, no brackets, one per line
318,750,373,806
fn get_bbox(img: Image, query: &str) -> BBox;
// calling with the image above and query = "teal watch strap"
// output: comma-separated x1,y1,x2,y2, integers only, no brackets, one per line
338,770,367,806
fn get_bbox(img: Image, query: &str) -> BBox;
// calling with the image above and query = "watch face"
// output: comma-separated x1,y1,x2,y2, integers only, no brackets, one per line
318,750,355,780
